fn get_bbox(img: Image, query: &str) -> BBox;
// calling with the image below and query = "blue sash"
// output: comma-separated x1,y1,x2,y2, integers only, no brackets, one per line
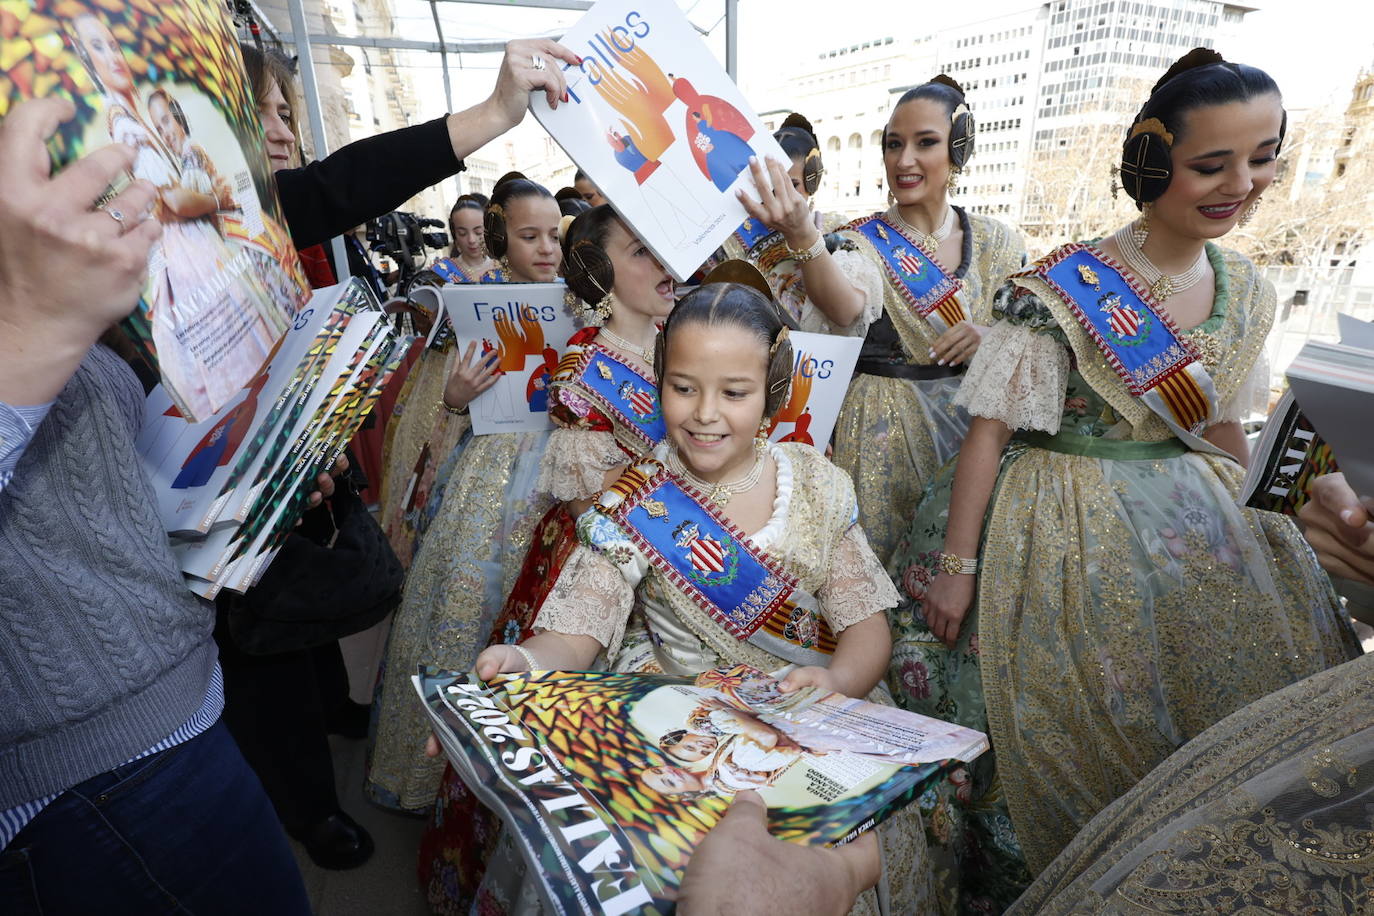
552,342,665,454
429,258,471,285
1032,244,1226,454
731,217,778,255
849,215,966,335
597,458,837,667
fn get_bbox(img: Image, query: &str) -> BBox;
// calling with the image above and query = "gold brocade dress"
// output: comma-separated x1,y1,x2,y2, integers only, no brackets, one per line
886,242,1359,896
526,442,935,916
831,207,1025,564
1008,650,1374,914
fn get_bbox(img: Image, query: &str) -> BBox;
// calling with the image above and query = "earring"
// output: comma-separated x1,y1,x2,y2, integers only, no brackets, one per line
1109,164,1122,200
591,295,613,326
1131,203,1151,248
887,188,896,207
947,167,961,193
1239,195,1262,226
498,255,512,277
754,418,770,451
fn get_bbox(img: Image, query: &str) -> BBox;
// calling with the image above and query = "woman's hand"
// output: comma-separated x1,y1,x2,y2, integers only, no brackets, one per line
1299,472,1374,585
473,644,531,680
929,321,986,367
443,341,501,412
484,38,580,128
738,157,817,251
924,571,976,648
778,665,839,696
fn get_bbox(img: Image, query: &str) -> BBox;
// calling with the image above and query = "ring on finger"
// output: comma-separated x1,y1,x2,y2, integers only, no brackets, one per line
531,54,547,71
100,204,127,231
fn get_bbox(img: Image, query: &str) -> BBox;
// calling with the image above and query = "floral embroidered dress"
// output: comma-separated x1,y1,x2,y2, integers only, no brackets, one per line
1009,650,1374,915
830,208,1025,563
417,327,662,914
465,442,936,916
885,241,1359,910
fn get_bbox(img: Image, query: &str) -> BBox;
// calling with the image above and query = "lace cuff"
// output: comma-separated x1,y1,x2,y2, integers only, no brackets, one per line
536,427,624,501
818,524,901,631
955,320,1069,433
1218,350,1271,424
533,545,635,651
803,247,884,337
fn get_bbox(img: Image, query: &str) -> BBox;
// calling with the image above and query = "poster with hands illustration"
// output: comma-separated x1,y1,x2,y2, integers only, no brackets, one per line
440,284,582,434
530,0,788,282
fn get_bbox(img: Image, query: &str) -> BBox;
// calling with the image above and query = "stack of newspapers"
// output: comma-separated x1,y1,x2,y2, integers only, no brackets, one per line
415,664,988,916
137,279,410,598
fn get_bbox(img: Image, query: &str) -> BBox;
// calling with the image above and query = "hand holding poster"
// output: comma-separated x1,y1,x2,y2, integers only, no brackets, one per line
531,0,789,282
440,284,582,434
767,332,862,448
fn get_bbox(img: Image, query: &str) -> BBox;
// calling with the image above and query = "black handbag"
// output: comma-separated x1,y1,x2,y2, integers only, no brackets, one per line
220,475,403,655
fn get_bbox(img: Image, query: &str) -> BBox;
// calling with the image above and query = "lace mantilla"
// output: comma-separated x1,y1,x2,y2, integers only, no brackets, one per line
955,320,1070,433
824,247,885,337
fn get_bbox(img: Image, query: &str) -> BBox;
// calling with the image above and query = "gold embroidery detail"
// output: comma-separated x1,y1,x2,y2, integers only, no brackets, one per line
643,498,668,520
597,361,613,380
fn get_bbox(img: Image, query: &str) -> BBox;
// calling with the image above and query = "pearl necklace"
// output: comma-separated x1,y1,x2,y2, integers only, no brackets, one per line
892,205,954,255
666,446,766,507
1111,222,1208,302
598,327,655,365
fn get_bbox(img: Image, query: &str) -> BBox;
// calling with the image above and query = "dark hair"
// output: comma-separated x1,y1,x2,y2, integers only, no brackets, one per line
239,43,297,116
1119,48,1284,205
447,197,485,257
460,191,489,209
558,196,591,218
494,170,528,191
574,168,590,183
654,283,794,417
554,186,581,202
145,88,189,138
560,204,622,305
1137,49,1283,144
889,75,975,169
484,178,553,259
774,112,824,194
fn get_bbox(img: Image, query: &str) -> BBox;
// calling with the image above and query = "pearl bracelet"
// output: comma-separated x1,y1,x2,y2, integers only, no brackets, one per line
513,645,542,672
787,232,827,264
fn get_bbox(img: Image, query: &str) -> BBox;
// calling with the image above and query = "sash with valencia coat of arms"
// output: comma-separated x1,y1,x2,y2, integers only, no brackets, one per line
1027,243,1232,458
594,457,837,668
550,336,665,455
849,215,967,336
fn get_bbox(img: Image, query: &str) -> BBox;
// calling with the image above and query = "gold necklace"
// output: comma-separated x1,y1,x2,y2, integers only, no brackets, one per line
891,205,954,255
666,446,766,507
598,327,654,365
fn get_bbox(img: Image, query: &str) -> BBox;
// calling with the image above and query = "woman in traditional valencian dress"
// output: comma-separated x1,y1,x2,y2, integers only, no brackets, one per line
417,206,678,914
365,178,565,813
885,50,1360,912
1010,472,1374,915
473,281,934,916
745,77,1026,563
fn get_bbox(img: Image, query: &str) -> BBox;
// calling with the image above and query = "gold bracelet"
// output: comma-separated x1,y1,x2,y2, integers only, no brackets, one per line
786,232,827,264
441,396,468,416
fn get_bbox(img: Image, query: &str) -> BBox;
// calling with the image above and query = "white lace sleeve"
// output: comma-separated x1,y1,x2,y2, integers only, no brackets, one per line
1218,349,1272,423
535,427,624,501
817,524,901,632
799,247,884,338
954,320,1070,433
533,545,635,649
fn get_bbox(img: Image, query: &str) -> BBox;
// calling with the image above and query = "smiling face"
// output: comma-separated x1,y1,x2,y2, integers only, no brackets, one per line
1149,95,1283,242
74,15,133,96
661,321,769,484
147,94,184,152
605,218,675,322
503,195,562,282
450,206,486,262
256,78,296,171
884,98,953,209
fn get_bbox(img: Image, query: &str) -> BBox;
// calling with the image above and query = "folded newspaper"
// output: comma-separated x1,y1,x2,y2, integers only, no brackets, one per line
415,664,988,916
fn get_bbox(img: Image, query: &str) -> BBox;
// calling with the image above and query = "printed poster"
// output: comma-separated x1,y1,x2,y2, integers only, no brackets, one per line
0,0,309,421
440,284,583,435
531,0,788,282
766,332,862,448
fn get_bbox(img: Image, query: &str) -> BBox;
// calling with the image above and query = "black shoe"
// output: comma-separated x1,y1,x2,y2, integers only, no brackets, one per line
325,700,371,740
288,810,375,870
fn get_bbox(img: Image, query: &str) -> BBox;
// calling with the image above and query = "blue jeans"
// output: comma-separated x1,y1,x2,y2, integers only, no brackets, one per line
0,719,311,915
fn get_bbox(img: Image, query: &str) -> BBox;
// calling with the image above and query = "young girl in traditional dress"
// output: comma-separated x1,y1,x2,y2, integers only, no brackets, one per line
740,78,1026,563
472,280,934,916
416,207,679,911
365,178,563,813
886,49,1360,911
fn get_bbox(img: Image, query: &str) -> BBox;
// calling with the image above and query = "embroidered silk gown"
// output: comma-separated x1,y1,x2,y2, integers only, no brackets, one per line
884,242,1359,909
830,207,1025,563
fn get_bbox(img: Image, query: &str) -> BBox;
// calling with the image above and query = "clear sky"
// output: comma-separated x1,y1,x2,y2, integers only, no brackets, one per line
377,0,1370,115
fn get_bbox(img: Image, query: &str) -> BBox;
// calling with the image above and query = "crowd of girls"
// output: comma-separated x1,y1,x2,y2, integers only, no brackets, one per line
348,46,1364,916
